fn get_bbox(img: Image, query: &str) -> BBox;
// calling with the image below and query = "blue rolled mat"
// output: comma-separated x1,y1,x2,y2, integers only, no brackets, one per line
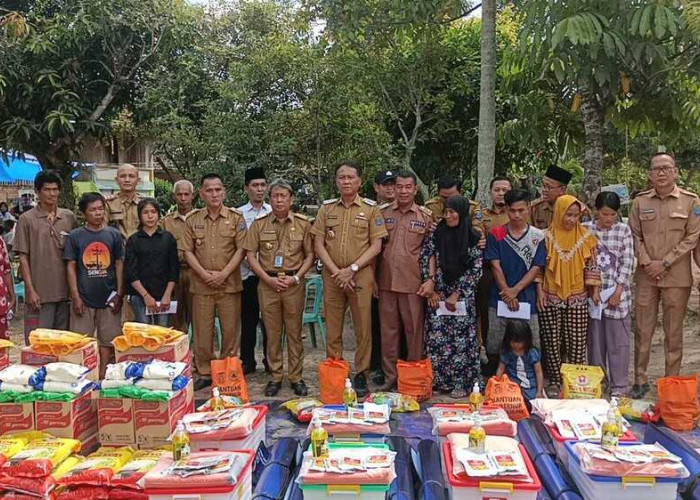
553,491,584,500
518,418,556,461
533,454,580,500
268,437,299,470
253,441,272,488
253,463,291,500
389,451,416,500
286,469,303,500
419,481,447,500
417,439,444,487
387,435,412,464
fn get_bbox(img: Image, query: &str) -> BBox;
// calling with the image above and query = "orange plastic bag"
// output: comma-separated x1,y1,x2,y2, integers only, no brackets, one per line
211,357,249,403
318,358,349,404
484,374,529,421
657,374,699,431
397,358,433,402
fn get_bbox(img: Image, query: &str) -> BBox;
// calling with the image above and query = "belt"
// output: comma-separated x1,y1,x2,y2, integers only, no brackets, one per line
266,269,299,277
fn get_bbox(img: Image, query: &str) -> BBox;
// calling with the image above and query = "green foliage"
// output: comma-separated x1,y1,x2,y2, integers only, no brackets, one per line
154,178,175,214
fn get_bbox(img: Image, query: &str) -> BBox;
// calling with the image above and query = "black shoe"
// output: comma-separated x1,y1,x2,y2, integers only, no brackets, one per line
354,373,369,399
291,380,308,396
243,363,256,375
372,370,385,386
630,383,650,399
194,378,212,391
264,381,282,397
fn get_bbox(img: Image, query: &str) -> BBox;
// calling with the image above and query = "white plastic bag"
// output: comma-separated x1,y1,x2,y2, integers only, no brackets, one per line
142,360,187,381
135,378,176,391
105,362,133,380
44,362,90,382
0,381,34,393
42,379,93,395
0,364,43,385
101,379,135,389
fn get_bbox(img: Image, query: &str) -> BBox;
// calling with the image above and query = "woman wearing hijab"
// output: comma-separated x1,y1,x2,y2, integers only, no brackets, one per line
536,195,601,394
418,195,482,398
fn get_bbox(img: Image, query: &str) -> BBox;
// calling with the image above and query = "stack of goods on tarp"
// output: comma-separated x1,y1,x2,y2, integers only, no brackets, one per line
185,404,268,452
98,361,193,449
427,405,517,442
530,398,636,464
0,434,81,499
143,450,255,500
442,434,542,500
565,441,689,500
297,443,397,500
306,405,391,441
23,331,98,383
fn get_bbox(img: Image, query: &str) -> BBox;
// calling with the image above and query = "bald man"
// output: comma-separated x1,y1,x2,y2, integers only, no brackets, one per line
105,164,141,240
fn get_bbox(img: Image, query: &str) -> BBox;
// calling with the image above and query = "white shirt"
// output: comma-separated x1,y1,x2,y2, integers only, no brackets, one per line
238,201,272,280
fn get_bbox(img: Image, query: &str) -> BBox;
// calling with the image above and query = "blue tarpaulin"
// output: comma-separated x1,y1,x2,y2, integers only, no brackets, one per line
0,154,42,184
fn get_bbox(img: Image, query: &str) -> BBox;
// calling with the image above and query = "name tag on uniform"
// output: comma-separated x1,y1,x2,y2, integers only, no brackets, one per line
274,254,284,268
410,220,426,229
642,209,655,214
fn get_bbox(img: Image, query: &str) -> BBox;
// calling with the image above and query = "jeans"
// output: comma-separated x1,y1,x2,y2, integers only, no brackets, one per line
129,295,172,327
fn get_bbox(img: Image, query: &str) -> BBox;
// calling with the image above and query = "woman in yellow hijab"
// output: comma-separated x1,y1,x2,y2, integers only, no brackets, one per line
537,195,601,393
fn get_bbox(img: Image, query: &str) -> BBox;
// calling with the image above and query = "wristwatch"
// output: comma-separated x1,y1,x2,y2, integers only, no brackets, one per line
350,263,359,273
293,275,301,285
662,259,671,268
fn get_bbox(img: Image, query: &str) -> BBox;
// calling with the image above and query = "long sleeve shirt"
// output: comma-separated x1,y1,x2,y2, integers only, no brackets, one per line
125,228,179,299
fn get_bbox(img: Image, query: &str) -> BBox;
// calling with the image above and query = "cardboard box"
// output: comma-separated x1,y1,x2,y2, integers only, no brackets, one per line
133,381,194,448
21,341,99,381
98,397,135,446
35,391,98,441
80,432,100,455
0,402,35,434
0,346,9,371
115,334,190,365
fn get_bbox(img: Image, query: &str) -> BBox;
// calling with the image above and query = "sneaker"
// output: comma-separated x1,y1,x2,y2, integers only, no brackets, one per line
630,383,650,399
194,378,212,391
545,384,560,399
354,373,369,398
291,380,308,396
264,381,282,397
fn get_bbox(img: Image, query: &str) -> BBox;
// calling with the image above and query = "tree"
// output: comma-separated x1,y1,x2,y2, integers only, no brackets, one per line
0,0,175,206
476,0,496,206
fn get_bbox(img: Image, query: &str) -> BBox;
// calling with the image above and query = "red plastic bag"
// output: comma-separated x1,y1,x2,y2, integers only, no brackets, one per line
211,356,249,403
485,374,529,421
658,374,700,431
110,487,150,500
55,486,110,500
318,358,350,404
397,358,433,402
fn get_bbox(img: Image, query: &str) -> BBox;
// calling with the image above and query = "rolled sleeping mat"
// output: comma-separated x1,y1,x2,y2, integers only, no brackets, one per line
253,441,272,488
387,435,413,465
419,480,447,500
518,418,557,461
389,450,416,500
417,439,444,487
285,469,302,500
533,453,580,500
252,463,292,500
552,491,584,500
268,437,300,471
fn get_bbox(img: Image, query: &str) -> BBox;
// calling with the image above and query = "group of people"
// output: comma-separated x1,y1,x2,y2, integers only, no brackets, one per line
4,151,698,402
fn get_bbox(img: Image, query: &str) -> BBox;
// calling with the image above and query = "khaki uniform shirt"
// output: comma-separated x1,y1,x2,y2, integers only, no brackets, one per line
242,212,313,272
105,193,141,239
310,195,388,268
531,197,590,229
424,197,484,234
629,186,700,288
378,202,433,293
182,206,247,294
161,209,195,268
14,206,77,302
481,206,509,233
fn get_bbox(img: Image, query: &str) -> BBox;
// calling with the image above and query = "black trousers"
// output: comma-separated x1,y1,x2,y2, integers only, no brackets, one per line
240,275,267,368
370,297,382,371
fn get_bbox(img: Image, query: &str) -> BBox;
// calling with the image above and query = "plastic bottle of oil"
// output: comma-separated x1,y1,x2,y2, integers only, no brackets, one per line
469,415,486,454
342,378,357,409
601,407,619,452
310,417,329,458
610,397,623,436
469,381,484,413
210,387,225,411
172,420,190,462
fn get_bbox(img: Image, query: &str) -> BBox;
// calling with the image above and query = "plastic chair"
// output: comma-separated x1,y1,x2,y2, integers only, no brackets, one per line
302,274,325,348
12,266,23,303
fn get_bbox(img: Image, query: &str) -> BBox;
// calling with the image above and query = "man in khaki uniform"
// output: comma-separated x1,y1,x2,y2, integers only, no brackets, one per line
424,177,485,237
105,164,141,240
243,179,315,397
161,180,195,333
377,171,433,391
531,165,589,229
629,152,700,399
184,173,247,390
476,176,512,369
311,161,388,397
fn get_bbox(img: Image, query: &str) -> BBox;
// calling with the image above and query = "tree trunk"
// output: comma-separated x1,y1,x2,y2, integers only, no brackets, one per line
476,0,497,207
581,91,605,208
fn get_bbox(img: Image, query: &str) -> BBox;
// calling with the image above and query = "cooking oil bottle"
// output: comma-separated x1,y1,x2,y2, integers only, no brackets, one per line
469,381,484,413
342,378,357,409
601,407,619,452
310,417,329,458
210,387,225,411
469,415,486,454
610,397,623,436
172,420,190,462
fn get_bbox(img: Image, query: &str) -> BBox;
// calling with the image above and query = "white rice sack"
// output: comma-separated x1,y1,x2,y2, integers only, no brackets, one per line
135,378,176,391
0,364,43,385
105,362,134,380
44,362,90,382
142,360,187,381
42,379,93,395
100,379,135,389
0,382,34,393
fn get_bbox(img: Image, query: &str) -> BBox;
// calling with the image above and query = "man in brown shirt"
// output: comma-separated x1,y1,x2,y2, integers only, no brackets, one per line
311,161,388,397
629,152,700,399
377,172,433,391
531,165,589,229
15,170,77,340
183,173,247,390
424,177,485,237
105,164,141,240
243,179,315,397
161,179,195,333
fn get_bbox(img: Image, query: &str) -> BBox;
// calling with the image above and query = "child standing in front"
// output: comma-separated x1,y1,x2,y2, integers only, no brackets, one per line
496,320,544,400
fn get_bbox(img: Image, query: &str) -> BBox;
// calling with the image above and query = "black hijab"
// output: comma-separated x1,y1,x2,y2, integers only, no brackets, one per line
435,195,479,285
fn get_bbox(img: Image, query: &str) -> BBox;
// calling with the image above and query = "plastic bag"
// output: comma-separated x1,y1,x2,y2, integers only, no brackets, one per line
560,363,603,399
39,379,94,395
485,374,529,421
134,375,188,391
0,365,46,387
139,390,173,402
44,363,90,383
110,450,165,490
618,398,660,423
1,438,81,477
59,447,133,487
56,485,111,500
363,393,419,412
28,329,91,356
211,356,249,403
110,488,150,500
657,374,699,431
0,382,34,393
397,358,433,402
142,360,187,381
105,362,145,381
0,436,29,465
282,398,324,422
0,454,81,496
318,358,349,404
197,394,243,412
100,379,134,389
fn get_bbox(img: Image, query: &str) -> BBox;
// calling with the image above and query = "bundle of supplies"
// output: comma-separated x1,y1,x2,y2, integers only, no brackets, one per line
183,407,259,441
112,322,185,352
617,397,661,423
298,447,397,485
428,405,517,437
101,360,188,392
447,434,531,479
560,364,604,399
28,330,92,356
306,404,391,435
143,451,249,488
282,398,324,423
531,398,612,426
363,392,419,412
197,394,243,412
573,442,690,478
36,362,94,395
0,364,46,393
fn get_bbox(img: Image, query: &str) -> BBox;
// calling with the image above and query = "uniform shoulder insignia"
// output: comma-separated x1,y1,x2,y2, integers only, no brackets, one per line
323,198,338,205
679,187,699,198
255,212,271,220
379,202,391,210
293,212,309,220
105,194,117,202
419,205,433,217
227,206,243,215
186,208,203,219
469,200,481,208
363,198,377,206
531,197,545,206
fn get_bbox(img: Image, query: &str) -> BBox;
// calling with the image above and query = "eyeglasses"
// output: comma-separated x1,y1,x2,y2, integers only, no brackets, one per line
650,166,675,174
